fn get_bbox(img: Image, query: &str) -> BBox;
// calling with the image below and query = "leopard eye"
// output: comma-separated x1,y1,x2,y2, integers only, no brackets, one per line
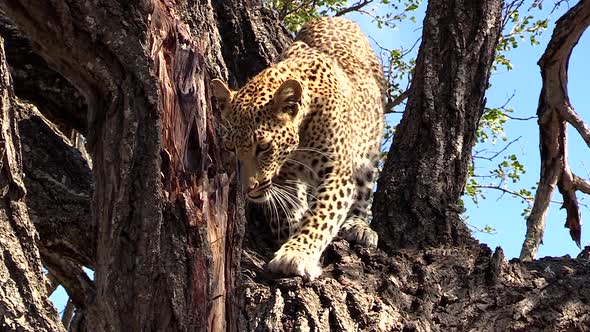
256,141,271,156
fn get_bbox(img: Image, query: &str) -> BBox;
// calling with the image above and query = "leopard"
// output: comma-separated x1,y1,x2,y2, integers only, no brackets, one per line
211,16,385,280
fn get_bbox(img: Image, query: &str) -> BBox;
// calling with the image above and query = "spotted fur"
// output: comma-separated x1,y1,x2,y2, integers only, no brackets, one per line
211,17,385,280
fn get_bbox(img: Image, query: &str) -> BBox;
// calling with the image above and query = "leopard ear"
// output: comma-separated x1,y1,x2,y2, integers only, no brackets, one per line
273,79,302,119
210,79,233,114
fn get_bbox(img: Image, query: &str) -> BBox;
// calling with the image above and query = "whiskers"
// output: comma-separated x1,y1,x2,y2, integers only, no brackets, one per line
261,181,316,241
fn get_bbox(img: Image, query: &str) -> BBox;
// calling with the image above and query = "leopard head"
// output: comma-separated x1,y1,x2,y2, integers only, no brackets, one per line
211,77,303,202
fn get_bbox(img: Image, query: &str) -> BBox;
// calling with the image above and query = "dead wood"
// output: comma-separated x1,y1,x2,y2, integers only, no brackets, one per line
520,0,590,261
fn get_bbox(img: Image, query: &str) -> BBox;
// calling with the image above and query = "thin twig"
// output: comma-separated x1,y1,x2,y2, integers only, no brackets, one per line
335,0,373,16
473,136,522,161
476,184,533,203
502,113,537,121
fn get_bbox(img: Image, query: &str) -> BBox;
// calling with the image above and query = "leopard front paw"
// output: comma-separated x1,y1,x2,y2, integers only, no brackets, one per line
267,248,322,281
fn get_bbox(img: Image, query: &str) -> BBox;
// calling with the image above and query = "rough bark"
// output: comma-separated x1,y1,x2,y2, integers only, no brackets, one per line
520,0,590,261
0,15,87,134
16,104,94,267
0,35,64,332
1,1,227,330
372,0,502,251
241,240,590,331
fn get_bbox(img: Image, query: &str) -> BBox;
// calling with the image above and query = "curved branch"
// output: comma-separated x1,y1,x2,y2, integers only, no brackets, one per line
561,104,590,147
574,174,590,194
41,251,95,310
520,0,590,261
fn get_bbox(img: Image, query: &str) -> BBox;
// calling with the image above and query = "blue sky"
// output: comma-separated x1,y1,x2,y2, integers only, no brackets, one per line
50,0,590,316
349,1,590,260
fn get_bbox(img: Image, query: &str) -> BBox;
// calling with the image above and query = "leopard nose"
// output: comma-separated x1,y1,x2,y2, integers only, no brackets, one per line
247,179,259,192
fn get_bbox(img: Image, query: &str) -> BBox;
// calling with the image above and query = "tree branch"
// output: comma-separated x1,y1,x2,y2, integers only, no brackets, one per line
41,251,95,310
335,0,374,16
574,174,590,195
520,0,590,261
561,104,590,147
384,89,409,113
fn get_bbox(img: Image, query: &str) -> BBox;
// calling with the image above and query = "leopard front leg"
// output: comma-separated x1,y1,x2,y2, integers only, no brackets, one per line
267,170,355,280
339,158,379,247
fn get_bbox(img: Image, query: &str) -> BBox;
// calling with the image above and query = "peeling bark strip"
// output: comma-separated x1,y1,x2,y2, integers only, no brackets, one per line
520,0,590,261
0,36,64,332
372,0,503,250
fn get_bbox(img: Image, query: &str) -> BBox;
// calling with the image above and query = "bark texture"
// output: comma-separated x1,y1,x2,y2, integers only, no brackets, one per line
241,240,590,331
520,0,590,261
0,35,64,332
372,0,502,251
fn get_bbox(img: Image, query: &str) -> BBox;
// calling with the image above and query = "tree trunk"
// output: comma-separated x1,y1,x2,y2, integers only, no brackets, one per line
1,1,590,331
372,0,502,251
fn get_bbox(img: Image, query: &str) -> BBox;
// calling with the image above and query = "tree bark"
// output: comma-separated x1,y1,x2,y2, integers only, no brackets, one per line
372,0,502,251
0,1,256,331
0,35,64,332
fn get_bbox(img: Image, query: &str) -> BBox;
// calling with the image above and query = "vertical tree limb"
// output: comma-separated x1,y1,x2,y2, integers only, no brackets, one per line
520,0,590,261
372,0,503,251
0,35,64,332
